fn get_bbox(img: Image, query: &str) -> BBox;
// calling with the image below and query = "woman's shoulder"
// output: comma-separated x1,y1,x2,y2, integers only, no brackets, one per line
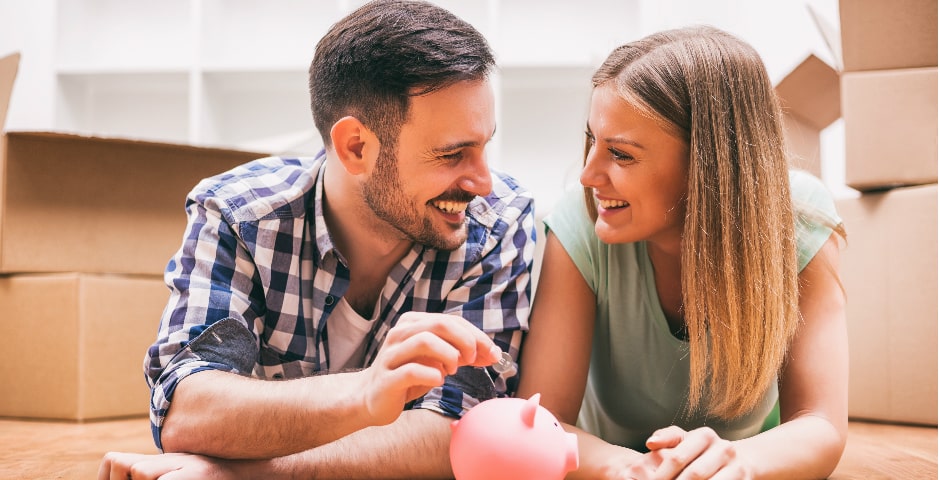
789,169,843,271
789,169,839,219
543,188,594,242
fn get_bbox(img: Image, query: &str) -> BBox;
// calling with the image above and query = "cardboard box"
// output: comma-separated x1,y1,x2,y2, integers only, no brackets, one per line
1,52,266,274
775,54,841,177
842,67,938,191
0,273,167,420
803,2,939,190
836,184,938,425
839,0,938,72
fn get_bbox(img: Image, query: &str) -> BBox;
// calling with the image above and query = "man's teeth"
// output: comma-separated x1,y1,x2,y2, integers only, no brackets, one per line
433,200,469,214
598,199,629,209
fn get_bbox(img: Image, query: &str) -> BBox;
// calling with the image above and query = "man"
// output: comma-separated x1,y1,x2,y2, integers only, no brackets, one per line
99,1,535,478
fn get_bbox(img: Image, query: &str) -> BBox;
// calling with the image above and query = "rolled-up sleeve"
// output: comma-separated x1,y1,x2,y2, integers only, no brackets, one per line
145,186,264,450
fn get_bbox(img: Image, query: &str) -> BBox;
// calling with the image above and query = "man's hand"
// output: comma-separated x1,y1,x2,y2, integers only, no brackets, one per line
98,452,263,480
359,312,502,425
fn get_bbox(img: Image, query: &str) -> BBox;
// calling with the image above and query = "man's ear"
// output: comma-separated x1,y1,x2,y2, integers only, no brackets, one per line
330,116,378,175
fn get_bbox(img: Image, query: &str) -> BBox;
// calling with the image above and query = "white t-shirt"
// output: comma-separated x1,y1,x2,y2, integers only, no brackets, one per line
327,297,379,372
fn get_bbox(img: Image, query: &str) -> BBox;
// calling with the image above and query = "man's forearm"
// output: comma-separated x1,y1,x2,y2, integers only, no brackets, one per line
273,409,456,479
161,369,374,459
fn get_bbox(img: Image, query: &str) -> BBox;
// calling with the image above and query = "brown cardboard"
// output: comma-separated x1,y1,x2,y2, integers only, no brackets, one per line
838,0,938,72
0,273,167,420
0,52,266,274
775,54,841,177
837,184,938,426
0,52,17,135
842,67,938,191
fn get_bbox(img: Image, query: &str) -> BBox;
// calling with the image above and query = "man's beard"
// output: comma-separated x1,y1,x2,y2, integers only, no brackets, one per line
362,149,471,251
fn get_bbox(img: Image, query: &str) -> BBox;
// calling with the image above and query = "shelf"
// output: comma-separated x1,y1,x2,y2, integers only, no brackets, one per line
55,0,193,72
495,0,639,68
198,70,315,153
55,71,190,144
199,0,337,71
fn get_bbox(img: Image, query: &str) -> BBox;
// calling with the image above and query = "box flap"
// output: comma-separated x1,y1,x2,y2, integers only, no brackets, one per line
0,52,20,132
1,131,266,274
807,4,843,71
775,54,840,130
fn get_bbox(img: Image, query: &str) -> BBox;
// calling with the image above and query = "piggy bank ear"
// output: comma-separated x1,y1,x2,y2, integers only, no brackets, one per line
521,393,541,427
451,419,459,432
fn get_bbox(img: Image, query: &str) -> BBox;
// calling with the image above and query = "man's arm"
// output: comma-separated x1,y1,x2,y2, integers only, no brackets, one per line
279,409,456,479
161,312,502,459
101,409,461,480
161,370,368,458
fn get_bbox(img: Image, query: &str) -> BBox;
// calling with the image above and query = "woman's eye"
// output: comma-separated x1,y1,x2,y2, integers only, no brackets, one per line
585,131,595,145
608,148,633,162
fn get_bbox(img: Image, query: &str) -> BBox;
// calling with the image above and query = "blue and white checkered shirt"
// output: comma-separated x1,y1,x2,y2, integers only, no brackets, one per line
144,151,537,450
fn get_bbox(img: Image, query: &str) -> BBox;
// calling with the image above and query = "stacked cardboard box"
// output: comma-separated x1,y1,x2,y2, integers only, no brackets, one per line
0,53,266,420
825,1,937,426
775,54,841,178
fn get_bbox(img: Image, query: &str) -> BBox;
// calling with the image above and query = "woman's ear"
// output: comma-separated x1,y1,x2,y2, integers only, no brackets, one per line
330,116,379,175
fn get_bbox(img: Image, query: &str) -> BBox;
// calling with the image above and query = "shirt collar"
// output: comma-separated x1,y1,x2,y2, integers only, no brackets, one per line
311,150,344,266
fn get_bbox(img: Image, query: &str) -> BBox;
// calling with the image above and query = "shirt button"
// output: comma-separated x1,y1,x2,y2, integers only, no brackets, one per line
325,295,335,306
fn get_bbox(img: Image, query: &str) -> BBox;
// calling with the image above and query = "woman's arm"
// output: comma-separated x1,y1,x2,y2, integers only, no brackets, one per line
735,232,849,478
517,231,595,424
643,233,848,480
517,232,648,477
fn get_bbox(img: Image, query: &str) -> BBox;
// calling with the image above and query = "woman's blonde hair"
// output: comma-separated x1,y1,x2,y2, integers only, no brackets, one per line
587,25,801,419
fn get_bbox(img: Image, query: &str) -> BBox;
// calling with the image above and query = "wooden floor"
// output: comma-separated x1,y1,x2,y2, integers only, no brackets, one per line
0,417,936,479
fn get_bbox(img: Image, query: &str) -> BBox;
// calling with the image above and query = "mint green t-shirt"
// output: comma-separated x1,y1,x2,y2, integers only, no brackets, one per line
543,170,841,451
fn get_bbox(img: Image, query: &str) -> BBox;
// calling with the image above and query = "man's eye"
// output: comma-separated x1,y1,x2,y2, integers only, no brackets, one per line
441,151,464,161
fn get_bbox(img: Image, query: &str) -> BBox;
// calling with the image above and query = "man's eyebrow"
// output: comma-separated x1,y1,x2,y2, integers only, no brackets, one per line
431,126,498,153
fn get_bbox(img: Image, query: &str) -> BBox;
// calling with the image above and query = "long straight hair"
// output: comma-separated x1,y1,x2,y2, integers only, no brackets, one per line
587,26,799,419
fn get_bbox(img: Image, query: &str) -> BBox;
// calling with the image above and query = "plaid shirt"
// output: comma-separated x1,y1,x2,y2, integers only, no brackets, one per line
145,151,536,450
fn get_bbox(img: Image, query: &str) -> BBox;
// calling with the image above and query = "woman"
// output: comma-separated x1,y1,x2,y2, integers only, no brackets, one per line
517,26,847,479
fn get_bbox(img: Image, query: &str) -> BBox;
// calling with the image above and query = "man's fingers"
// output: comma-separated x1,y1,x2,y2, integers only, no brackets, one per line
99,452,183,480
387,313,500,366
100,452,145,480
393,362,450,400
383,330,462,374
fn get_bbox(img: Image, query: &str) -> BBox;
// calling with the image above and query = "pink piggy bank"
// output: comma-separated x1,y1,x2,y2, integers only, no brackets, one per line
449,393,579,480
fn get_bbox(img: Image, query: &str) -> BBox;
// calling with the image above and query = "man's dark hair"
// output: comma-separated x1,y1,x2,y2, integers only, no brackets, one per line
309,0,496,150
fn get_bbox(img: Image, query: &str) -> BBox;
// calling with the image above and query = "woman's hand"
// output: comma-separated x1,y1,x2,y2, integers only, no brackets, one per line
635,426,754,479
